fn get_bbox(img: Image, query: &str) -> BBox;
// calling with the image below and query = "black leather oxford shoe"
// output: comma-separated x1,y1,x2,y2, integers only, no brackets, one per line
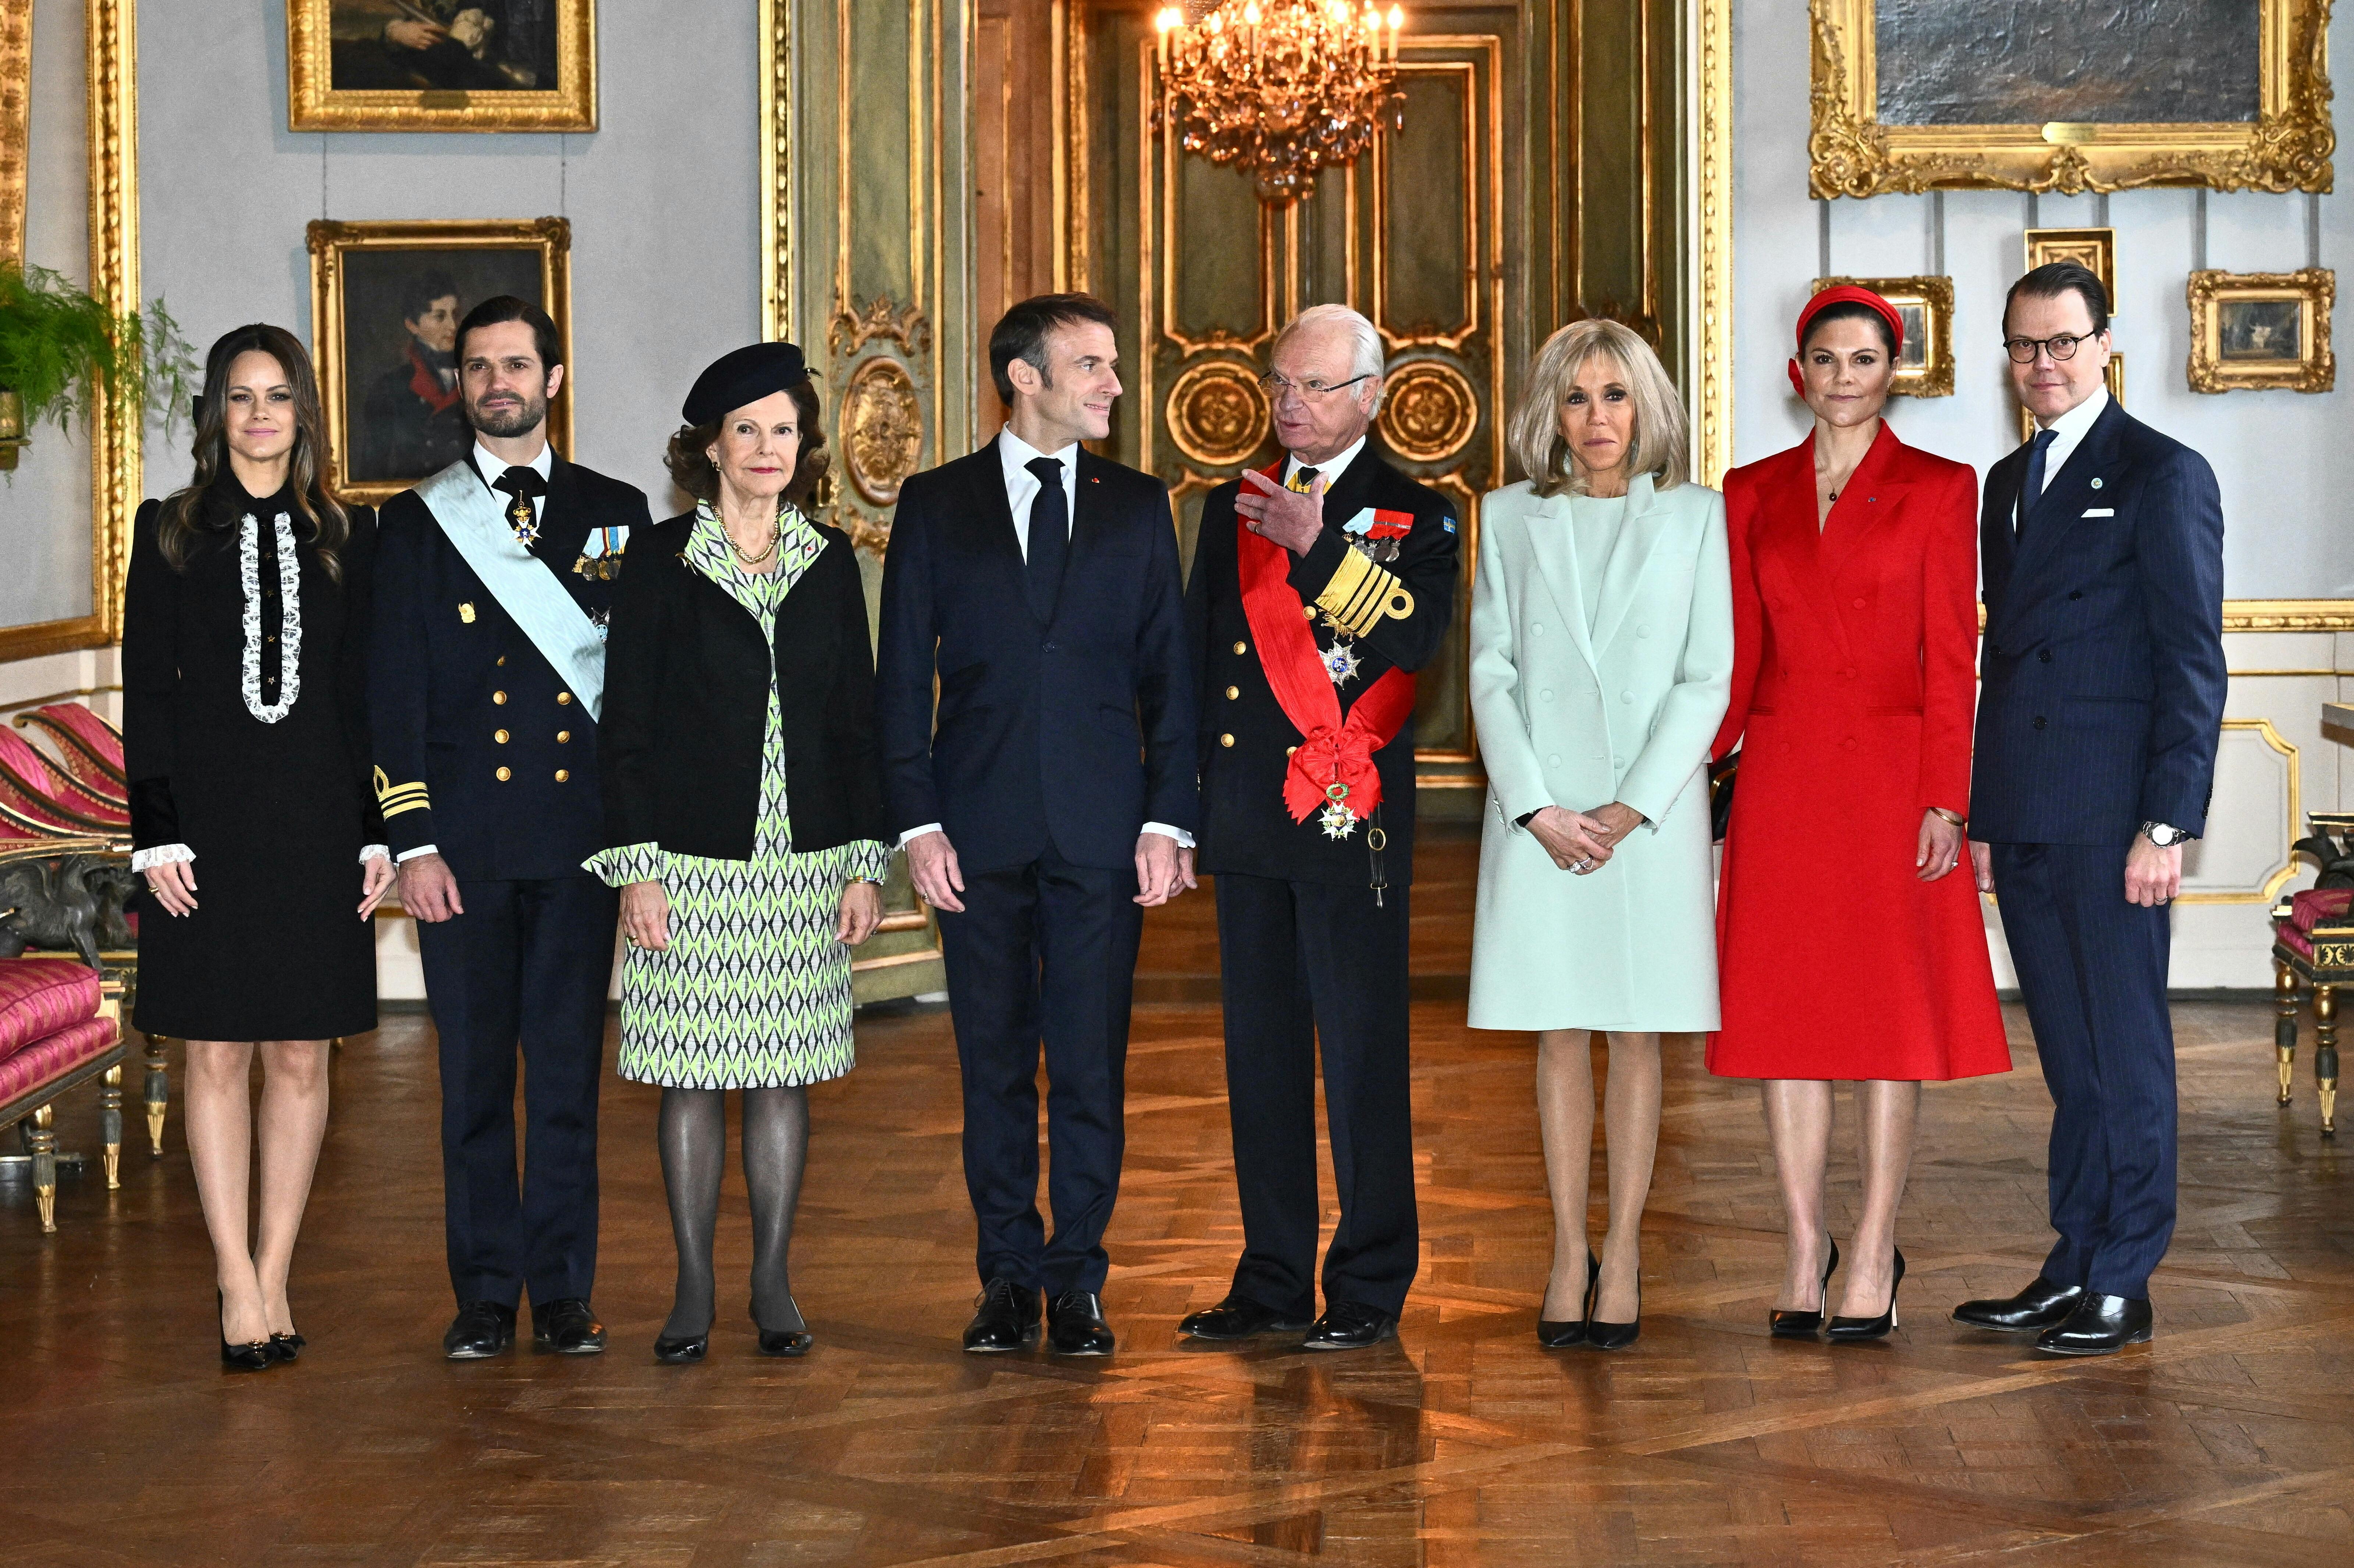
1302,1301,1398,1351
531,1298,607,1355
1177,1295,1314,1341
443,1300,517,1360
963,1277,1042,1353
2035,1294,2152,1357
1046,1290,1115,1356
1950,1275,2084,1333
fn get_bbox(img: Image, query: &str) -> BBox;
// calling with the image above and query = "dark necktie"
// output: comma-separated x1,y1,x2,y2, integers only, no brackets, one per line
1025,456,1068,623
2015,428,2057,541
492,465,546,547
1287,464,1320,495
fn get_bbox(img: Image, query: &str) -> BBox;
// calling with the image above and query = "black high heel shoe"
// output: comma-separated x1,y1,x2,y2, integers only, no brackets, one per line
1583,1257,1642,1351
653,1328,710,1364
1826,1247,1905,1342
218,1290,273,1373
754,1299,812,1358
1769,1238,1841,1340
268,1331,306,1364
1537,1252,1599,1350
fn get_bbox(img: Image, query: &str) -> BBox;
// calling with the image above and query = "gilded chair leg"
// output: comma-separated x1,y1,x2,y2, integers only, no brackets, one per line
2275,961,2300,1105
99,1063,122,1189
143,1033,168,1156
2314,984,2339,1138
29,1103,56,1233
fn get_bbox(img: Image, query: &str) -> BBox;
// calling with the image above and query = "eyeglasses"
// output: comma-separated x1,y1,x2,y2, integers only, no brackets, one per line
2003,333,2097,364
1258,371,1376,399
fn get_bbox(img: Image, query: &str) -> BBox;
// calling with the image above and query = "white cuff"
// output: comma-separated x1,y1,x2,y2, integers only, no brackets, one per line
1141,822,1196,850
395,844,440,864
897,823,944,850
130,844,194,874
359,844,390,864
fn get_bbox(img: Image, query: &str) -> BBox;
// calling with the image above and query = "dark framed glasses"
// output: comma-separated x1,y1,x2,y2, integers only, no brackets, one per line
2003,333,2096,364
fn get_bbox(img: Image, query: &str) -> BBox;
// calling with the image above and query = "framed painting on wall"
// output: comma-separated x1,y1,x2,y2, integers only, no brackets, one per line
287,1,596,131
306,218,573,504
1811,0,2333,197
1810,274,1955,395
2025,228,2118,313
2187,268,2335,392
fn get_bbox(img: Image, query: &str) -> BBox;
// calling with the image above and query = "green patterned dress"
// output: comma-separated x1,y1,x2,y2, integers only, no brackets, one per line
587,504,890,1089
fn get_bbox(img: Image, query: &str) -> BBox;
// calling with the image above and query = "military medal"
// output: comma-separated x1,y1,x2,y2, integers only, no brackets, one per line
1318,781,1358,841
1321,636,1361,687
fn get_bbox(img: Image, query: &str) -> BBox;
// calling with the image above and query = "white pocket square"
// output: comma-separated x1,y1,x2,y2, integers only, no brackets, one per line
2081,507,2116,517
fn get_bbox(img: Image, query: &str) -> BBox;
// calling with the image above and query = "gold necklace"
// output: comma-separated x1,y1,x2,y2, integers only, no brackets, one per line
727,515,781,567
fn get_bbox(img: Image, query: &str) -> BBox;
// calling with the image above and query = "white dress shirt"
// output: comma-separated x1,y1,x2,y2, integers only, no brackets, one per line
899,429,1193,853
1282,434,1365,493
2031,384,2108,494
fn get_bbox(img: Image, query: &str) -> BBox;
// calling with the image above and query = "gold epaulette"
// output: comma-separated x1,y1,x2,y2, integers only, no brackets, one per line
1314,548,1415,639
374,765,431,820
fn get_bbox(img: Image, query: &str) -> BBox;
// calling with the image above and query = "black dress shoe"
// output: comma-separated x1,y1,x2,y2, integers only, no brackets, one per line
1177,1295,1314,1341
1827,1247,1905,1342
755,1298,813,1358
1584,1266,1642,1352
1047,1290,1115,1356
268,1332,306,1364
653,1332,709,1364
531,1298,607,1355
1538,1253,1599,1350
962,1276,1041,1353
2035,1293,2152,1357
1951,1275,2084,1333
219,1290,274,1373
1770,1238,1840,1340
1302,1301,1398,1351
443,1300,517,1360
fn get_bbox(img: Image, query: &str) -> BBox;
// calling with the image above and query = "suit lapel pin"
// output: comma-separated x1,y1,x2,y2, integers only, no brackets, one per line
459,602,476,623
2090,477,2104,489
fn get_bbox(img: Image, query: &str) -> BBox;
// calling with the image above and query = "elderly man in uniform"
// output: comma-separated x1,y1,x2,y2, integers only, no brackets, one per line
1178,304,1461,1350
370,296,649,1359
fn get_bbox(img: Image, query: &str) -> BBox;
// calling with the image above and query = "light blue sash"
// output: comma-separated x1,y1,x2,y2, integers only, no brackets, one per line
416,459,607,722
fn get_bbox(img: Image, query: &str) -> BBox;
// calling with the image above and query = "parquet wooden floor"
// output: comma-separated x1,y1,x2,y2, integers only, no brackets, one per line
5,827,2351,1566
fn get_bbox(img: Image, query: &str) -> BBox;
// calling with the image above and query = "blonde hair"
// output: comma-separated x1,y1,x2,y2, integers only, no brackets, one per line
1508,319,1688,498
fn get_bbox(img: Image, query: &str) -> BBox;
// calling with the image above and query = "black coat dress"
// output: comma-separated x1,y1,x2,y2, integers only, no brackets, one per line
122,478,382,1040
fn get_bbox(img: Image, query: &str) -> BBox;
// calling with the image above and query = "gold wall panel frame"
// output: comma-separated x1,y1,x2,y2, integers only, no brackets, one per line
1,0,28,265
2024,228,2118,309
305,217,574,507
1378,358,1480,462
1810,0,2336,197
1367,52,1492,355
2177,717,2303,905
2187,267,2336,393
0,0,139,665
1164,360,1269,467
1693,0,1734,483
285,0,597,133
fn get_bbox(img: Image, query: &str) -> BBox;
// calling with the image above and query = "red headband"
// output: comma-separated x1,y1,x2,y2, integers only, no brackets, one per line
1788,285,1906,395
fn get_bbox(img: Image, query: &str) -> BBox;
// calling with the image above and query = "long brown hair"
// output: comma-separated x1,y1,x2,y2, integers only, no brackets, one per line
159,324,348,580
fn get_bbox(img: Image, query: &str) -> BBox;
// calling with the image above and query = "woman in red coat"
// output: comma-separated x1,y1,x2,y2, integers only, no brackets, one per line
1711,287,2008,1341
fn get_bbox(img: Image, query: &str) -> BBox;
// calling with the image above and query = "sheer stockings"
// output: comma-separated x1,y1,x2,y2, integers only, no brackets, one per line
184,1039,332,1346
657,1084,812,1342
1762,1078,1919,1319
1535,1030,1663,1324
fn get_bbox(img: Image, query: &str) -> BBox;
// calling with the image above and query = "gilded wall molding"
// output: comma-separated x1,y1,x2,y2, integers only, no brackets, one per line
759,0,793,342
1692,0,1734,485
0,0,29,266
2223,600,2354,631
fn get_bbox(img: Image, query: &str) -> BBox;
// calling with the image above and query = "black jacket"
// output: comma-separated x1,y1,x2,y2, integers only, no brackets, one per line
599,512,888,861
874,438,1198,873
1185,445,1460,887
368,452,650,880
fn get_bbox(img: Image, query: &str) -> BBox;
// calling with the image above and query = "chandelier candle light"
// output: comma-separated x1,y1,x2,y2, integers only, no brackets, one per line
1154,1,1407,205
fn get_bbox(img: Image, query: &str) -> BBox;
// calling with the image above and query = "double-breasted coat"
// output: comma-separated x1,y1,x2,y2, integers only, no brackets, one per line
1467,473,1734,1033
1707,424,2008,1081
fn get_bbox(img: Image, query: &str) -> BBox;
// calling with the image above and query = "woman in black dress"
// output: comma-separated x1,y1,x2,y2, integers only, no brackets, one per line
122,325,391,1371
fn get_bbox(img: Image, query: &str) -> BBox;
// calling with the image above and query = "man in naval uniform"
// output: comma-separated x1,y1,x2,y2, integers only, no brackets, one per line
370,296,648,1359
1178,304,1460,1350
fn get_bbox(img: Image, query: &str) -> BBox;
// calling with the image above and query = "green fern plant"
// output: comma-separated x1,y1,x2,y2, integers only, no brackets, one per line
0,264,199,461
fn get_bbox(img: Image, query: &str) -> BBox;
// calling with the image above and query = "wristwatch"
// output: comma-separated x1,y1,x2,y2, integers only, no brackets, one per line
2141,821,2195,847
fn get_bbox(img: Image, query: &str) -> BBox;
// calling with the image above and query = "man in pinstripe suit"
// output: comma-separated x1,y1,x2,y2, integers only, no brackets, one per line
1956,262,2227,1357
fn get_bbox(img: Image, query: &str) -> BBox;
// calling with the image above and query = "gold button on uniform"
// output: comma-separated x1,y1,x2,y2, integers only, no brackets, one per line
1225,685,1240,700
557,691,573,706
556,730,570,743
494,729,509,744
1220,733,1235,748
494,766,512,781
1232,640,1247,655
554,769,570,783
496,654,506,666
492,690,508,705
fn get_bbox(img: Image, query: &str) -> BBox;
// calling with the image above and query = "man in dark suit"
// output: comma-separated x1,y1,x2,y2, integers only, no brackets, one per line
371,296,649,1359
1956,262,2226,1356
1178,304,1460,1351
875,293,1198,1357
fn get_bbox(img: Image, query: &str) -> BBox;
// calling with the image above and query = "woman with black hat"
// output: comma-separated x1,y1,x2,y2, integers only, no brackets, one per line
591,342,890,1362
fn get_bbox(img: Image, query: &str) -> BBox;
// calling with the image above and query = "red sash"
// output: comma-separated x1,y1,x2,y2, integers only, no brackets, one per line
1236,464,1416,824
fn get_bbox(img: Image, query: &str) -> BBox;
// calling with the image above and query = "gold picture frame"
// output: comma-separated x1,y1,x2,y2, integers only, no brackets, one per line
1,0,29,266
2187,268,2335,393
287,1,596,132
1810,0,2335,197
1809,274,1955,396
2025,228,2118,313
0,0,138,664
2018,356,2128,444
306,218,573,505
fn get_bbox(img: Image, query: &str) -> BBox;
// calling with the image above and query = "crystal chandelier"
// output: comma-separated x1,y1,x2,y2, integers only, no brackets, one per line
1154,2,1407,206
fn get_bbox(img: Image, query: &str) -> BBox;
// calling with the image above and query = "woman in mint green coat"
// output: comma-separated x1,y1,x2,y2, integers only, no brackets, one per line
1467,319,1733,1351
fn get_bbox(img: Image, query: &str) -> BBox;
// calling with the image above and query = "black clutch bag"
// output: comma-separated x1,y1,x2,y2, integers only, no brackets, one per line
1709,752,1738,844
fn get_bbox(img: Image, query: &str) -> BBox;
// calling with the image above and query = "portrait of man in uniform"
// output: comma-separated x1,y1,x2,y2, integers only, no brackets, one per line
356,267,469,484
